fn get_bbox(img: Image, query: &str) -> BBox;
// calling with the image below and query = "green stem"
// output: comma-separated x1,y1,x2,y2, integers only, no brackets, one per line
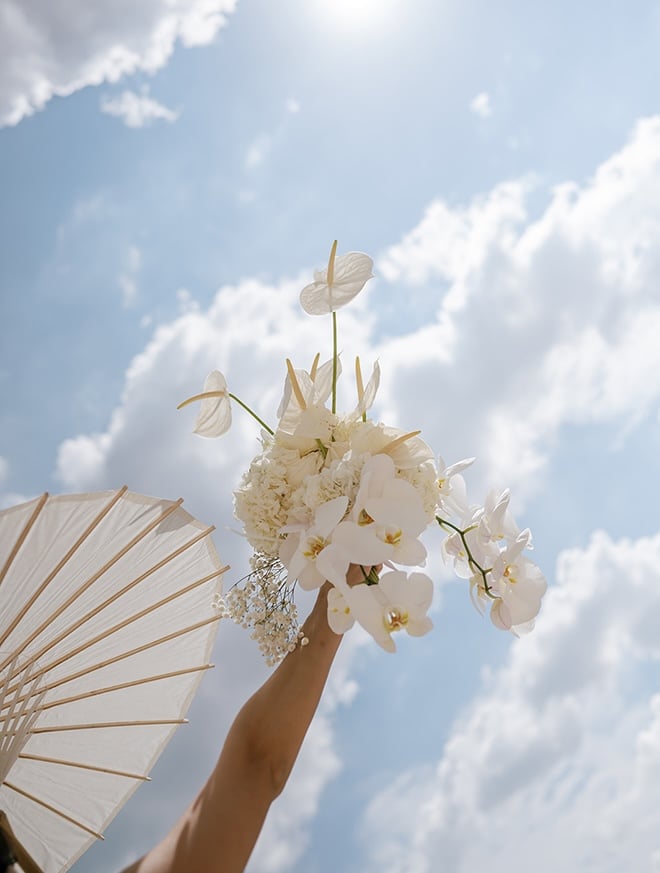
360,565,380,585
436,516,495,598
229,393,274,435
332,310,338,414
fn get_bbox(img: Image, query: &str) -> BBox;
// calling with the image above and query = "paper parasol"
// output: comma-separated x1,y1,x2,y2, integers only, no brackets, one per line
0,487,227,873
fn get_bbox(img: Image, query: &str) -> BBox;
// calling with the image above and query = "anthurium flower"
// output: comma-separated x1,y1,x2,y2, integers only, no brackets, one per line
350,422,435,469
179,370,232,437
337,571,434,652
353,358,381,417
277,357,339,431
300,241,374,315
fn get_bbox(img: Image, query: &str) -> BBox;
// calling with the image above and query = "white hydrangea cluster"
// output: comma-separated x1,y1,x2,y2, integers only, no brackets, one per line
235,420,440,561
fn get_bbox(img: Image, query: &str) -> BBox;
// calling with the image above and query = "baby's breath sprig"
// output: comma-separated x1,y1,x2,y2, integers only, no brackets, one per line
222,554,301,666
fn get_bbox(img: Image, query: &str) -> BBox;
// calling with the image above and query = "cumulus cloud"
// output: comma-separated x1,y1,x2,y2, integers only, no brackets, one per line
375,117,660,499
359,530,660,873
100,88,179,128
0,0,237,127
469,91,492,118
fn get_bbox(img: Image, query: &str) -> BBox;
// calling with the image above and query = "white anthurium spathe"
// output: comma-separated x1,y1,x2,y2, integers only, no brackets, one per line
337,571,434,652
277,357,339,433
180,370,232,437
353,358,381,418
349,421,435,469
276,404,338,456
300,241,374,315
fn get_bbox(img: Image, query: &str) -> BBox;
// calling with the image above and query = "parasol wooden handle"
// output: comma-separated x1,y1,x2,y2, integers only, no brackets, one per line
0,810,43,873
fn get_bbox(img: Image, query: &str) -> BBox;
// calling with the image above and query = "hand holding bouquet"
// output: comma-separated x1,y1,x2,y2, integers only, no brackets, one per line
179,242,547,663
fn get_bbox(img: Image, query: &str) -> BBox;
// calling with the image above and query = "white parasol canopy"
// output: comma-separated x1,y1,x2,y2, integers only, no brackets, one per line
0,488,227,873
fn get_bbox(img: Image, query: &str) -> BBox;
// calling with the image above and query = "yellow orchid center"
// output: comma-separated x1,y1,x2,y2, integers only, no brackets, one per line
303,536,328,560
384,607,409,632
384,529,402,546
358,508,374,526
504,565,518,583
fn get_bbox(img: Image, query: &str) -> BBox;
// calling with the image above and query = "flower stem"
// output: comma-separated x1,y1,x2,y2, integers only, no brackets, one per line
332,310,338,414
229,393,274,435
360,565,380,585
436,516,495,598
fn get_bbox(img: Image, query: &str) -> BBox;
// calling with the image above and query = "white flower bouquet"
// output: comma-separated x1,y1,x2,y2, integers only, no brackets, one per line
179,242,547,664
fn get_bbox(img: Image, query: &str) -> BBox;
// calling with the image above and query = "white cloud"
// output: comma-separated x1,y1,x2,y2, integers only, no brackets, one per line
0,0,237,127
469,91,492,118
375,117,660,499
0,455,7,484
243,99,302,172
100,88,179,128
118,244,142,306
360,530,660,873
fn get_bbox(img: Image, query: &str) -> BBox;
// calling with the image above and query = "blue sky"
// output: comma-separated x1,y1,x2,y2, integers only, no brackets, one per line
2,1,660,871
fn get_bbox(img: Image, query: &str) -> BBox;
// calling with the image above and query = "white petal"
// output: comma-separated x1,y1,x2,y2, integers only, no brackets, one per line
315,543,351,588
193,370,232,437
300,252,374,315
332,521,394,565
327,587,355,634
315,496,349,536
356,360,381,415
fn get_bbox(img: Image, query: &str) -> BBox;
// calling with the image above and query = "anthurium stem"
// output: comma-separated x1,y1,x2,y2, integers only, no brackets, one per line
332,311,338,414
228,393,274,435
436,516,495,597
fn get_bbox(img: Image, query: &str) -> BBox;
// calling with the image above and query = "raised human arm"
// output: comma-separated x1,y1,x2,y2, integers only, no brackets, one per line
123,568,368,873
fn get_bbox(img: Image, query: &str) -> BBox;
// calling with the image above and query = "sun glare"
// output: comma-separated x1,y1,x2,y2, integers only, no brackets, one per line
313,0,402,32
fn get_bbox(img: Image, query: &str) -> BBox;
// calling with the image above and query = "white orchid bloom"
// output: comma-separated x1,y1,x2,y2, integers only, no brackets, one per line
436,456,474,517
338,571,434,652
300,240,374,315
280,496,353,590
332,454,428,567
178,370,232,437
489,557,547,634
477,489,525,548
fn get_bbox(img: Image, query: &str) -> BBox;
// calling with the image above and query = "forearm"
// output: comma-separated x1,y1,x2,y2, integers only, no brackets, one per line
126,584,342,873
235,582,342,793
